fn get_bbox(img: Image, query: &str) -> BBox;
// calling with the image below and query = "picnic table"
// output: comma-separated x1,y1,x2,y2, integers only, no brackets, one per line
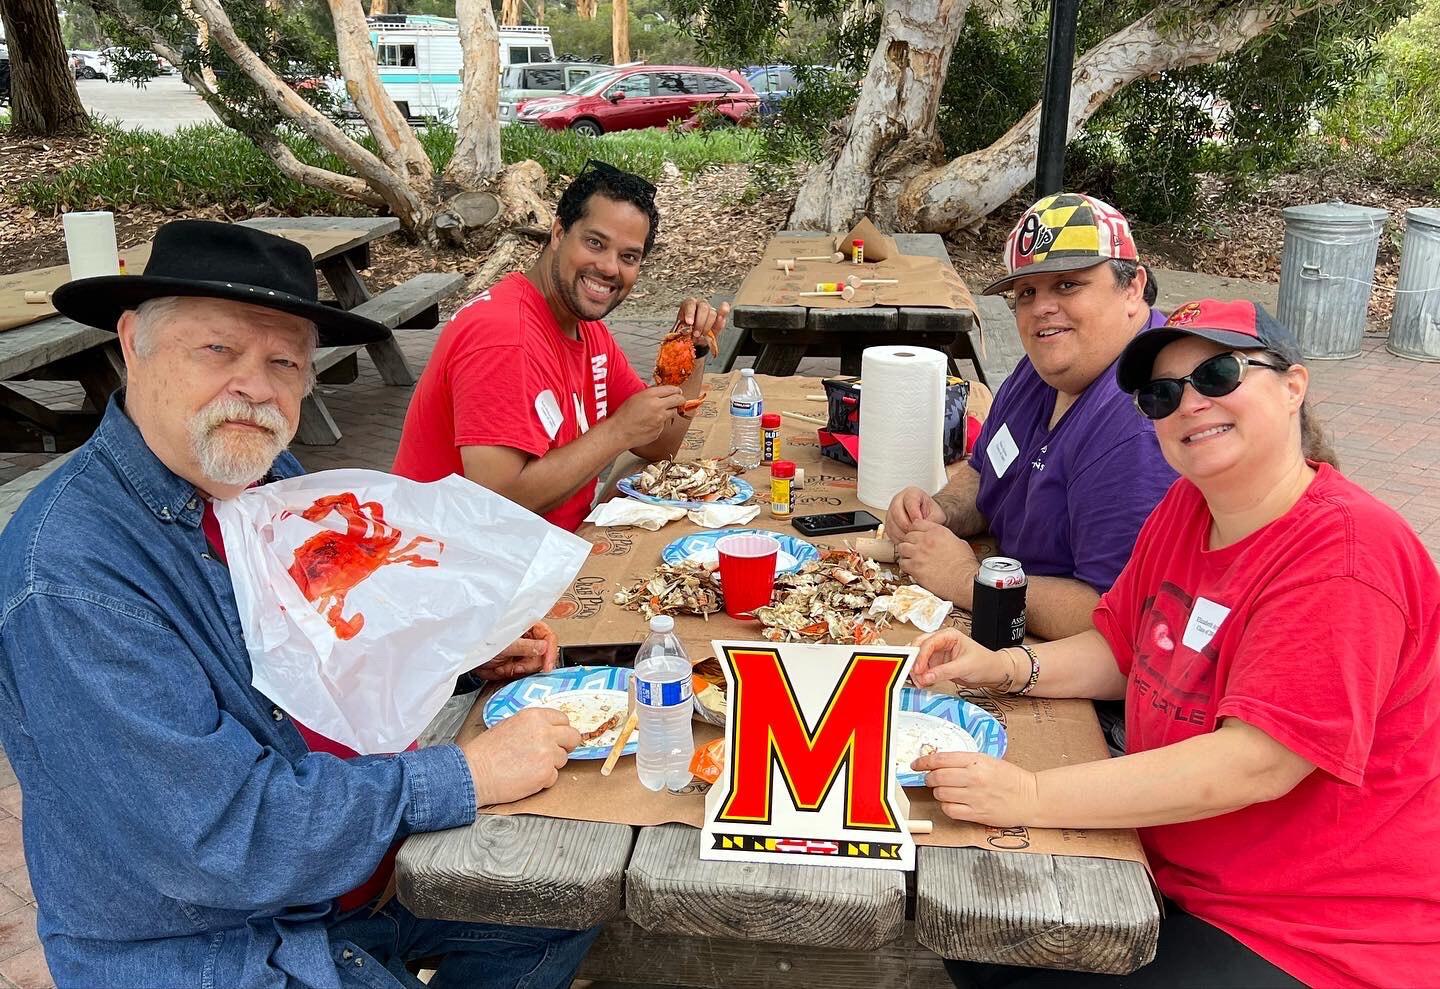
396,372,1160,987
725,232,1005,387
0,216,462,453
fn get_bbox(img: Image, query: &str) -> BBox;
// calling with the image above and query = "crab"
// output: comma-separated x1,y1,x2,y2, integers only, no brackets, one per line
613,562,723,620
284,493,443,640
632,458,740,503
755,548,902,645
653,317,719,414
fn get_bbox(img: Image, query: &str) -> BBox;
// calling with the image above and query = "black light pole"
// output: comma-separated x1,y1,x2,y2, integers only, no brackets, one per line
1034,0,1080,197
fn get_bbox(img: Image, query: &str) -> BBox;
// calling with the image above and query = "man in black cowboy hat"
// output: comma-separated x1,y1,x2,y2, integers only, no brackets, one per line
0,220,598,988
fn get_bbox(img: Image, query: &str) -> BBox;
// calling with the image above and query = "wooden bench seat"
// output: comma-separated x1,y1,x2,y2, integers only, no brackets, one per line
0,450,75,533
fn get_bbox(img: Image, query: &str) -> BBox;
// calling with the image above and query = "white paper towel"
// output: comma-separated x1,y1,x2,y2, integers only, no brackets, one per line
857,345,949,510
62,211,120,280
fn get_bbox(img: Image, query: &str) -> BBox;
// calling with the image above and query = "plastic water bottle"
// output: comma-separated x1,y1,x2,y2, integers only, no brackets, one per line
729,368,764,470
633,615,695,792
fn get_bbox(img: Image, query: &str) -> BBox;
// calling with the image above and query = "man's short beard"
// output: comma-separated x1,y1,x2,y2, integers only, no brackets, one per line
187,396,291,488
552,252,622,321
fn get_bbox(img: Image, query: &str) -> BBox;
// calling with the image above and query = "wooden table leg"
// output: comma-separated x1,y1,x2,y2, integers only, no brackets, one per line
318,251,417,387
76,342,125,412
753,344,808,376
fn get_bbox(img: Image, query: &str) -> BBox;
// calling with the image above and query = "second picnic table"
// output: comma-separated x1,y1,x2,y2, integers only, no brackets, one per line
397,372,1159,988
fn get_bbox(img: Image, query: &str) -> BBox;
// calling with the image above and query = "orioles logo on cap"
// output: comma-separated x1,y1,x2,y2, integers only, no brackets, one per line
1015,213,1057,259
1168,302,1204,327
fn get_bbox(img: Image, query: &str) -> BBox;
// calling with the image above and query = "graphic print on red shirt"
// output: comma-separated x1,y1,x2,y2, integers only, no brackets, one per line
392,272,648,531
1092,464,1440,988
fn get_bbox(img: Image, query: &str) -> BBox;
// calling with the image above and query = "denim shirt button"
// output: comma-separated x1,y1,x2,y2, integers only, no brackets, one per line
341,948,353,961
186,499,198,511
271,708,284,722
159,507,172,520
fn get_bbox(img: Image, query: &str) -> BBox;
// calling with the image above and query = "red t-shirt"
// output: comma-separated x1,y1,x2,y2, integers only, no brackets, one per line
392,272,648,531
1093,464,1440,988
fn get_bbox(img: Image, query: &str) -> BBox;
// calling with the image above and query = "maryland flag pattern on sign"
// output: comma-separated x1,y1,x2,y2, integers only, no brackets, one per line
1004,192,1138,275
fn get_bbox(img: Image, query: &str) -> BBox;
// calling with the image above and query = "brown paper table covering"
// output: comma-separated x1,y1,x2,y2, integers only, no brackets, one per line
0,226,363,334
484,372,1147,870
733,232,978,313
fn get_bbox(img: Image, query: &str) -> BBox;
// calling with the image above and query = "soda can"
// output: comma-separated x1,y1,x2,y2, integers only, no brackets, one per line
971,557,1027,650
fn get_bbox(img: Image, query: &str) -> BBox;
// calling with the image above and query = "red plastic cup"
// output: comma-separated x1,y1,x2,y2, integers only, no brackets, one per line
716,533,780,620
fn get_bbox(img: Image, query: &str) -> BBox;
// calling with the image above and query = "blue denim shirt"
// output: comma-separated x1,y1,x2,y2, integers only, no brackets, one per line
0,398,477,988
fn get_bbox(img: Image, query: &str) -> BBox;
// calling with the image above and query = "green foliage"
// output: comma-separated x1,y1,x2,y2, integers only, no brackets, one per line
1315,0,1440,191
60,1,108,50
12,119,759,213
547,4,699,64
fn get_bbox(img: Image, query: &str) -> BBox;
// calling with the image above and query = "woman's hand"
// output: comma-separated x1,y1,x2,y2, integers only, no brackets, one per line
910,628,1018,690
914,750,1041,828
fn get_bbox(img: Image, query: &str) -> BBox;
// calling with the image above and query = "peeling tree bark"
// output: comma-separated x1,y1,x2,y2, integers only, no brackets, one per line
900,0,1344,232
446,0,503,190
788,0,972,232
613,0,631,64
500,0,522,26
577,0,597,19
327,0,434,186
370,0,387,14
0,0,90,137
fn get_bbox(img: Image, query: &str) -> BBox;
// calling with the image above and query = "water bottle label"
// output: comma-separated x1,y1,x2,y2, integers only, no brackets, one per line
635,676,693,707
730,399,763,417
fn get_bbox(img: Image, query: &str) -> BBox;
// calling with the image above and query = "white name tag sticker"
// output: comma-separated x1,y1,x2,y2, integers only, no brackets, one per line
986,423,1020,479
1182,597,1231,652
534,390,564,440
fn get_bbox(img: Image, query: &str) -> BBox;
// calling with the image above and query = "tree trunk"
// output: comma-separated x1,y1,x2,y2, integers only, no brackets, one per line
0,0,90,137
446,0,503,189
898,0,1345,232
180,0,219,90
577,0,596,19
500,0,521,26
787,0,971,232
370,0,387,13
535,0,545,24
612,0,630,64
464,160,553,295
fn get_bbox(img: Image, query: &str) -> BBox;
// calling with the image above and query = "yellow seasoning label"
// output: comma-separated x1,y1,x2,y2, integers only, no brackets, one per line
770,478,792,517
816,282,844,292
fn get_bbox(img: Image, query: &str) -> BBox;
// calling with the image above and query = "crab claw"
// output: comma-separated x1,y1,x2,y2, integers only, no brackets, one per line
680,391,708,416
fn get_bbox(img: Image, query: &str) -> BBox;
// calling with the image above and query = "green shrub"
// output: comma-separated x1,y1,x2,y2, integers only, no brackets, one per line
13,120,760,214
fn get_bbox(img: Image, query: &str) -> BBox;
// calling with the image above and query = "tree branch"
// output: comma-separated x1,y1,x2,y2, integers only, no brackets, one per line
327,0,434,184
87,0,383,209
902,0,1346,231
184,0,427,224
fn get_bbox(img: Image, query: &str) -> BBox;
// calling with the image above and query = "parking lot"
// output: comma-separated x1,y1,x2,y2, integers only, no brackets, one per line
74,74,218,133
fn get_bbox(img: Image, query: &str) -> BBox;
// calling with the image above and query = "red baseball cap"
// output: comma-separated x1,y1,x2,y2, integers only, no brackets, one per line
1116,299,1303,392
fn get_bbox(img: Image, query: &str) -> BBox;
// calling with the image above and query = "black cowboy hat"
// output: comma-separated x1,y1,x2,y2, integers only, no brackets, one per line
51,219,389,348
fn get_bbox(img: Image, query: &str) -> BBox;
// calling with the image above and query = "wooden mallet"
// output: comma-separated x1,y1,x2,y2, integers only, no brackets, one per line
794,251,845,263
846,276,899,288
800,285,856,301
776,258,795,274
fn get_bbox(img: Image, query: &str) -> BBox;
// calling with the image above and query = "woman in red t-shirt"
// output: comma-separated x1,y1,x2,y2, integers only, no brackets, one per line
912,299,1440,989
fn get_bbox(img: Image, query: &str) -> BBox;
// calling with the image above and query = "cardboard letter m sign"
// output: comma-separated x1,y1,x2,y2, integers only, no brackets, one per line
701,641,916,871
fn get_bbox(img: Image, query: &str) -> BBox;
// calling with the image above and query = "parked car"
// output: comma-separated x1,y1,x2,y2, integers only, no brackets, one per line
499,60,610,125
70,50,111,80
744,64,846,117
99,46,162,78
514,64,759,136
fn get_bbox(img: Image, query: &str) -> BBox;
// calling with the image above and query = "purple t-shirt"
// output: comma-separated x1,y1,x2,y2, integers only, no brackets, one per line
972,308,1177,592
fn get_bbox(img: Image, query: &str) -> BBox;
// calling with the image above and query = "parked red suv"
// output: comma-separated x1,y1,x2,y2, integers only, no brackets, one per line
514,64,760,135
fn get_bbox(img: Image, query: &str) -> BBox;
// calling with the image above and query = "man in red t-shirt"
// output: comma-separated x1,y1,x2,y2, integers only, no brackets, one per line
394,160,729,531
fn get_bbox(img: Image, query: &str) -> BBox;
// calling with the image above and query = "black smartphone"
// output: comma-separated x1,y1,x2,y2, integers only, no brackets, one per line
792,510,884,537
558,642,642,669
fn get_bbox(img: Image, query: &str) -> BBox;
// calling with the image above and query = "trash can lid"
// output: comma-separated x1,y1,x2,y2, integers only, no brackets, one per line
1405,207,1440,232
1282,201,1390,230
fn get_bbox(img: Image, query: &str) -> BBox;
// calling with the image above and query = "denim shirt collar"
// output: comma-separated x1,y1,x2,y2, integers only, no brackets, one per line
91,393,293,528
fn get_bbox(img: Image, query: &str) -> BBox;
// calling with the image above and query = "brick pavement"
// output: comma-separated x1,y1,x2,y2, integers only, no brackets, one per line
2,308,1440,984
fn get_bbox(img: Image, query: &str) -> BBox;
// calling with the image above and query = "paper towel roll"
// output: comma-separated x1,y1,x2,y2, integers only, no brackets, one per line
857,345,949,510
63,211,120,281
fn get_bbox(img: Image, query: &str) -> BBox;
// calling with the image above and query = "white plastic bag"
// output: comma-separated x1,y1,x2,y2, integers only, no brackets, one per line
216,469,591,754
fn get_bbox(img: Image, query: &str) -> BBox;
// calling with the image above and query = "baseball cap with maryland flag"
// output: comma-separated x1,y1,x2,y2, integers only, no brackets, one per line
1116,298,1304,393
981,192,1140,296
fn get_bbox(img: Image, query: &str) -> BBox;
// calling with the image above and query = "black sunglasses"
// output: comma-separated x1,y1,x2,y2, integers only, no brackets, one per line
1134,351,1284,420
577,158,657,200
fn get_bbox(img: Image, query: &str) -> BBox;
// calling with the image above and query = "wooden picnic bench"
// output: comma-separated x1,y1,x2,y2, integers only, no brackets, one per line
725,232,1007,387
0,216,463,452
395,372,1160,987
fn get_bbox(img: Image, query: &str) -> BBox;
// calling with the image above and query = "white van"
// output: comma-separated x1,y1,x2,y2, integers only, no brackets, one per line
363,14,556,119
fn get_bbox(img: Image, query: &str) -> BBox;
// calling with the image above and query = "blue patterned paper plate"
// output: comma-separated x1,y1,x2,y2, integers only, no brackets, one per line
484,666,636,760
894,687,1008,787
616,473,755,511
661,528,819,575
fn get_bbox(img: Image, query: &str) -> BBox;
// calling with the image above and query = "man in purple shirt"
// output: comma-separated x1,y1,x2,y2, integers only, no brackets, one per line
888,193,1177,642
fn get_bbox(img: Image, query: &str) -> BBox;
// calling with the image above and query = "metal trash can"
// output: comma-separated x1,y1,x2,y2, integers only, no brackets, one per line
1387,207,1440,362
1278,202,1388,360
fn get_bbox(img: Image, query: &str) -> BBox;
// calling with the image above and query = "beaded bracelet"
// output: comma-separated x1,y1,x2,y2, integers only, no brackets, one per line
1014,645,1041,696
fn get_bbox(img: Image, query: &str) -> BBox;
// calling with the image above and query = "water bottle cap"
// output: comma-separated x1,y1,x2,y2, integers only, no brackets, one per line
741,368,754,377
649,615,675,633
